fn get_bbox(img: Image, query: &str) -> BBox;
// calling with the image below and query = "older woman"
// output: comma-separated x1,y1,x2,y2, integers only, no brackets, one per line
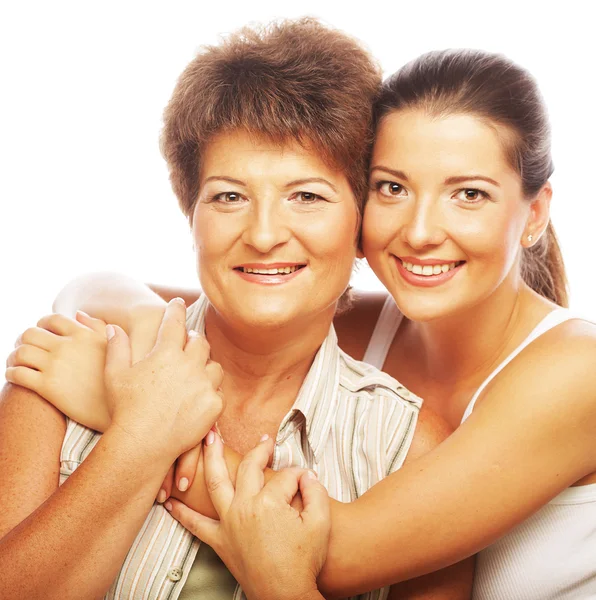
0,18,469,600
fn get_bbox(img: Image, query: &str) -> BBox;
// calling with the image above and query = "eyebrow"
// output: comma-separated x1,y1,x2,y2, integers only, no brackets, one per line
370,166,409,181
371,166,500,187
202,176,338,193
284,178,337,193
444,175,500,187
203,176,247,186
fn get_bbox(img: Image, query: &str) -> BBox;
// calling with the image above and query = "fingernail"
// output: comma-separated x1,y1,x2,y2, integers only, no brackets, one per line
164,501,172,511
188,329,199,338
106,325,115,340
307,470,318,480
178,477,189,492
171,297,185,306
157,489,167,503
76,310,90,318
205,430,215,446
260,434,269,442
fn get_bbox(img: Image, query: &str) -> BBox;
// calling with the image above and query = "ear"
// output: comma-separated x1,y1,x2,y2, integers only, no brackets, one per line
522,182,552,247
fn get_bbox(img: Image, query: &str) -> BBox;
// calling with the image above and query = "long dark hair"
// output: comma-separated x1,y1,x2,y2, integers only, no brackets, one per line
375,49,568,306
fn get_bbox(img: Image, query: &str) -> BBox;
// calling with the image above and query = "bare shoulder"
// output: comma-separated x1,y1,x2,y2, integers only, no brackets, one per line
489,317,596,406
472,317,596,476
405,404,453,463
0,383,66,538
334,290,389,360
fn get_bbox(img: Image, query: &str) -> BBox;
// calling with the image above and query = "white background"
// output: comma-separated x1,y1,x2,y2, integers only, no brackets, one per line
1,1,594,359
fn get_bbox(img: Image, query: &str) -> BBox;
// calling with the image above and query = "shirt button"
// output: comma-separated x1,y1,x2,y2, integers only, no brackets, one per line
167,567,183,582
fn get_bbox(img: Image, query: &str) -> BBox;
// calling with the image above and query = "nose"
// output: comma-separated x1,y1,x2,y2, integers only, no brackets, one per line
401,196,446,250
241,202,291,253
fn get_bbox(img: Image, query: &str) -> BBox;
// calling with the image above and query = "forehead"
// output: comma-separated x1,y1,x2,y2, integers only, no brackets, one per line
373,109,517,181
200,129,344,182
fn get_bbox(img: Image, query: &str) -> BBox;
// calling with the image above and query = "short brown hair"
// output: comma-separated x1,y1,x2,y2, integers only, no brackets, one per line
376,49,568,306
161,18,381,222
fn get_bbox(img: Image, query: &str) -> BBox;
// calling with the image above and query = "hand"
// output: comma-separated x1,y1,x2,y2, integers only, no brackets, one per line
5,311,110,431
104,297,224,462
165,431,330,600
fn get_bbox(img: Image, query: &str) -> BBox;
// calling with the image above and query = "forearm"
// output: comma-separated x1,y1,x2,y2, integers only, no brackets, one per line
53,271,165,329
173,444,303,515
0,426,171,600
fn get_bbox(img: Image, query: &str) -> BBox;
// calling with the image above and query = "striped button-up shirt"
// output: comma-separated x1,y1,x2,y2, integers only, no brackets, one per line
60,295,422,599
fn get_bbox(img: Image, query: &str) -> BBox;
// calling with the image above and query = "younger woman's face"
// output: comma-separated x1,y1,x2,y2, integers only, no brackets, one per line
362,109,533,321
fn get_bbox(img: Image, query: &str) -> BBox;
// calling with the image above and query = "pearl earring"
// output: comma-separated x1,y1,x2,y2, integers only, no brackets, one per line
527,234,533,243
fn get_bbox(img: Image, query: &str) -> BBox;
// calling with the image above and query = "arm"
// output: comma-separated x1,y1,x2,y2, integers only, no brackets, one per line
177,320,596,594
320,319,596,593
0,301,223,599
0,383,173,599
386,406,474,600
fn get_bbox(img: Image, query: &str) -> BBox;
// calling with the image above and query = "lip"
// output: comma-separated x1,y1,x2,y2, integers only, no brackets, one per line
399,256,463,266
394,256,464,288
234,264,307,286
233,262,305,270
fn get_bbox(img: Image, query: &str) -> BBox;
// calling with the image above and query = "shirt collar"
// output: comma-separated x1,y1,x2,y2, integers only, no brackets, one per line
188,295,341,463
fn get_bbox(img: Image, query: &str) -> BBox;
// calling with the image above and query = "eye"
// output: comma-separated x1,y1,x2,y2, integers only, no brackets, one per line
375,181,407,198
453,188,490,204
212,191,245,203
291,191,326,203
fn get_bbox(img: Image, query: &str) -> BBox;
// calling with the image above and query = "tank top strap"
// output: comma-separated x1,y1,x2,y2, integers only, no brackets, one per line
461,308,576,424
362,295,404,369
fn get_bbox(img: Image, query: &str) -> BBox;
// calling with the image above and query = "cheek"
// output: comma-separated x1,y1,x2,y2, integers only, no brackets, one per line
301,207,358,263
193,210,236,258
361,202,399,255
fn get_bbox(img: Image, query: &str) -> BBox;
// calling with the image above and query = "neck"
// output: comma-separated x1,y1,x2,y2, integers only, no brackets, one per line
204,304,335,411
409,277,544,386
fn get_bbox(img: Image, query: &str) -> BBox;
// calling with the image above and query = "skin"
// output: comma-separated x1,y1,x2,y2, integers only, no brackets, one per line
0,300,223,599
166,110,596,596
2,129,470,598
33,107,596,596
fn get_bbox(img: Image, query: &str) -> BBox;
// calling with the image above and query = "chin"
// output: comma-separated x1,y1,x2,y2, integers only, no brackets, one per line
394,291,467,323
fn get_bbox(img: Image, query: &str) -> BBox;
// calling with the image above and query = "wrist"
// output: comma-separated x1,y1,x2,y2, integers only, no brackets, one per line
247,580,320,600
104,422,176,470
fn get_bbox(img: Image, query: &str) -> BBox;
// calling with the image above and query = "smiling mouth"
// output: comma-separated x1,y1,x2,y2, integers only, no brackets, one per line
400,259,465,276
234,265,306,275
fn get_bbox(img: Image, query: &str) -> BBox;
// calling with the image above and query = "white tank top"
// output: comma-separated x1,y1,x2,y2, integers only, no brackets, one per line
362,296,596,599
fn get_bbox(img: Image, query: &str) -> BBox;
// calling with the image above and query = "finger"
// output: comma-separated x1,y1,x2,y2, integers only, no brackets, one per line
176,444,203,492
183,330,210,365
104,325,131,374
154,298,187,352
36,314,79,336
6,345,49,371
165,498,220,547
5,366,43,392
204,360,224,389
203,429,235,517
157,464,175,504
18,327,60,351
299,471,330,526
234,435,274,501
75,310,107,334
262,467,305,506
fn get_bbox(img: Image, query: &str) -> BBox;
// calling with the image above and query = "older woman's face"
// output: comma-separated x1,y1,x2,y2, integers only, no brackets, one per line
192,129,359,330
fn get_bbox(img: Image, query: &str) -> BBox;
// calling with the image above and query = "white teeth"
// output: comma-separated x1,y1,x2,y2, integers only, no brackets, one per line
401,260,461,276
242,266,299,275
